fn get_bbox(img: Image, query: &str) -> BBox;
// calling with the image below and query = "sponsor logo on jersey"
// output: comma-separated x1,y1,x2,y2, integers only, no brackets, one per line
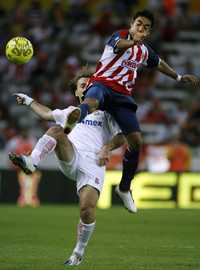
121,59,139,71
81,119,102,127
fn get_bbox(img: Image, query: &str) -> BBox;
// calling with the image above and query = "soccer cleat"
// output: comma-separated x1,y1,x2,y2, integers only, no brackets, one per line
63,106,81,131
64,252,83,266
115,185,137,213
9,153,36,175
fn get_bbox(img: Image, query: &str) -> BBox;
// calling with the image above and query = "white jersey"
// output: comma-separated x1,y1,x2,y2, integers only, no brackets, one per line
52,109,121,155
52,109,121,193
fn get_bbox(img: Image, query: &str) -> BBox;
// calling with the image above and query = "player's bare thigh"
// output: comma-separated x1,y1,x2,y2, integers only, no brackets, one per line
46,125,74,163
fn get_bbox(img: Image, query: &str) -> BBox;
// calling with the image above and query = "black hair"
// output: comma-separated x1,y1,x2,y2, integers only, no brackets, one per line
132,10,154,28
69,67,93,93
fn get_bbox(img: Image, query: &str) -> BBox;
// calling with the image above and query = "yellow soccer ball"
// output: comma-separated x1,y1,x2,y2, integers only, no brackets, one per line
5,37,34,64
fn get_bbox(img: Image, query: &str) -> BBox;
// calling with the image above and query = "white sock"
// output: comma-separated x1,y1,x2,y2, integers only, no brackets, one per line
73,219,96,257
30,134,57,166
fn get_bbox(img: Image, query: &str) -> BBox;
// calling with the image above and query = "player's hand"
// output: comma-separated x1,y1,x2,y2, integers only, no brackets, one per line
97,146,111,166
13,93,34,106
181,74,200,88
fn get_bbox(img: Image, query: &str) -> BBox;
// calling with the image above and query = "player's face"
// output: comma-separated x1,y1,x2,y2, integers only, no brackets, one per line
75,77,89,102
130,16,151,44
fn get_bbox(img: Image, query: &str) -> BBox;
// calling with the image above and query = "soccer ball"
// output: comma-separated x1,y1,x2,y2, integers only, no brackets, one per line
5,37,33,64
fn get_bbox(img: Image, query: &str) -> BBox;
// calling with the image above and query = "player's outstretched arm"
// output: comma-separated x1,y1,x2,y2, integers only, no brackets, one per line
13,93,54,121
158,59,200,87
98,134,126,166
116,39,135,51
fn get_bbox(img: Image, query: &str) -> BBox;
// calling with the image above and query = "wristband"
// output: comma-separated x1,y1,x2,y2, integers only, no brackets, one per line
176,74,182,82
14,93,34,106
26,97,34,106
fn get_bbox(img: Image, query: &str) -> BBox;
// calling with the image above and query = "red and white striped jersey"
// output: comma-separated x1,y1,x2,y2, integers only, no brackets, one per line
89,29,160,96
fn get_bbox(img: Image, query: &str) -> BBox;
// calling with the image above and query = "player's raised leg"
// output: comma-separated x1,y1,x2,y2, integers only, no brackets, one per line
111,106,141,213
115,132,141,213
64,185,98,266
77,81,107,122
52,106,81,131
9,125,74,174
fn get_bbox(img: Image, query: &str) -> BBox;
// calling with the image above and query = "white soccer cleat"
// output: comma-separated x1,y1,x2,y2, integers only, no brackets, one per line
64,252,83,266
115,185,137,213
63,106,81,131
9,153,36,175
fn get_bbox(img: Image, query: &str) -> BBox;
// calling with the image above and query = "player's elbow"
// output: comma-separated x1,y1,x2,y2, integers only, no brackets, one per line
114,133,127,147
43,111,54,121
158,58,164,70
118,134,127,145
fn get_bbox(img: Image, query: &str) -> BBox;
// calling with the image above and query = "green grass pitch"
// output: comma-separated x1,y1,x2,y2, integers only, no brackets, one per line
0,205,199,270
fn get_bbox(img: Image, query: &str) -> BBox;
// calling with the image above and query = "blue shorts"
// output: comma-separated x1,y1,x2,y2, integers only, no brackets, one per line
84,82,140,135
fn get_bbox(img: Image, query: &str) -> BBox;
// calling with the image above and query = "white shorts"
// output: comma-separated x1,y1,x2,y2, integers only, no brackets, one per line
57,145,105,194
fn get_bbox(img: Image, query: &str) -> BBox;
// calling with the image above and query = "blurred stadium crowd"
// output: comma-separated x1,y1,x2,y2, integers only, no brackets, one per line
0,0,200,171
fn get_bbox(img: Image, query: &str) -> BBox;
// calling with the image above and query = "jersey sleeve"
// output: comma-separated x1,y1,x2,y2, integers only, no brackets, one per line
52,109,66,128
6,139,17,153
107,30,128,53
105,112,122,137
144,44,160,68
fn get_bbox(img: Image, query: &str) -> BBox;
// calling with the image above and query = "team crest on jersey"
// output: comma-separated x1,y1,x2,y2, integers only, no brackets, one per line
122,59,139,71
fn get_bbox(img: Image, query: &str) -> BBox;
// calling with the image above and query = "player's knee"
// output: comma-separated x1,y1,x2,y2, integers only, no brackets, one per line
127,132,143,150
46,125,64,140
80,205,95,224
83,98,99,112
